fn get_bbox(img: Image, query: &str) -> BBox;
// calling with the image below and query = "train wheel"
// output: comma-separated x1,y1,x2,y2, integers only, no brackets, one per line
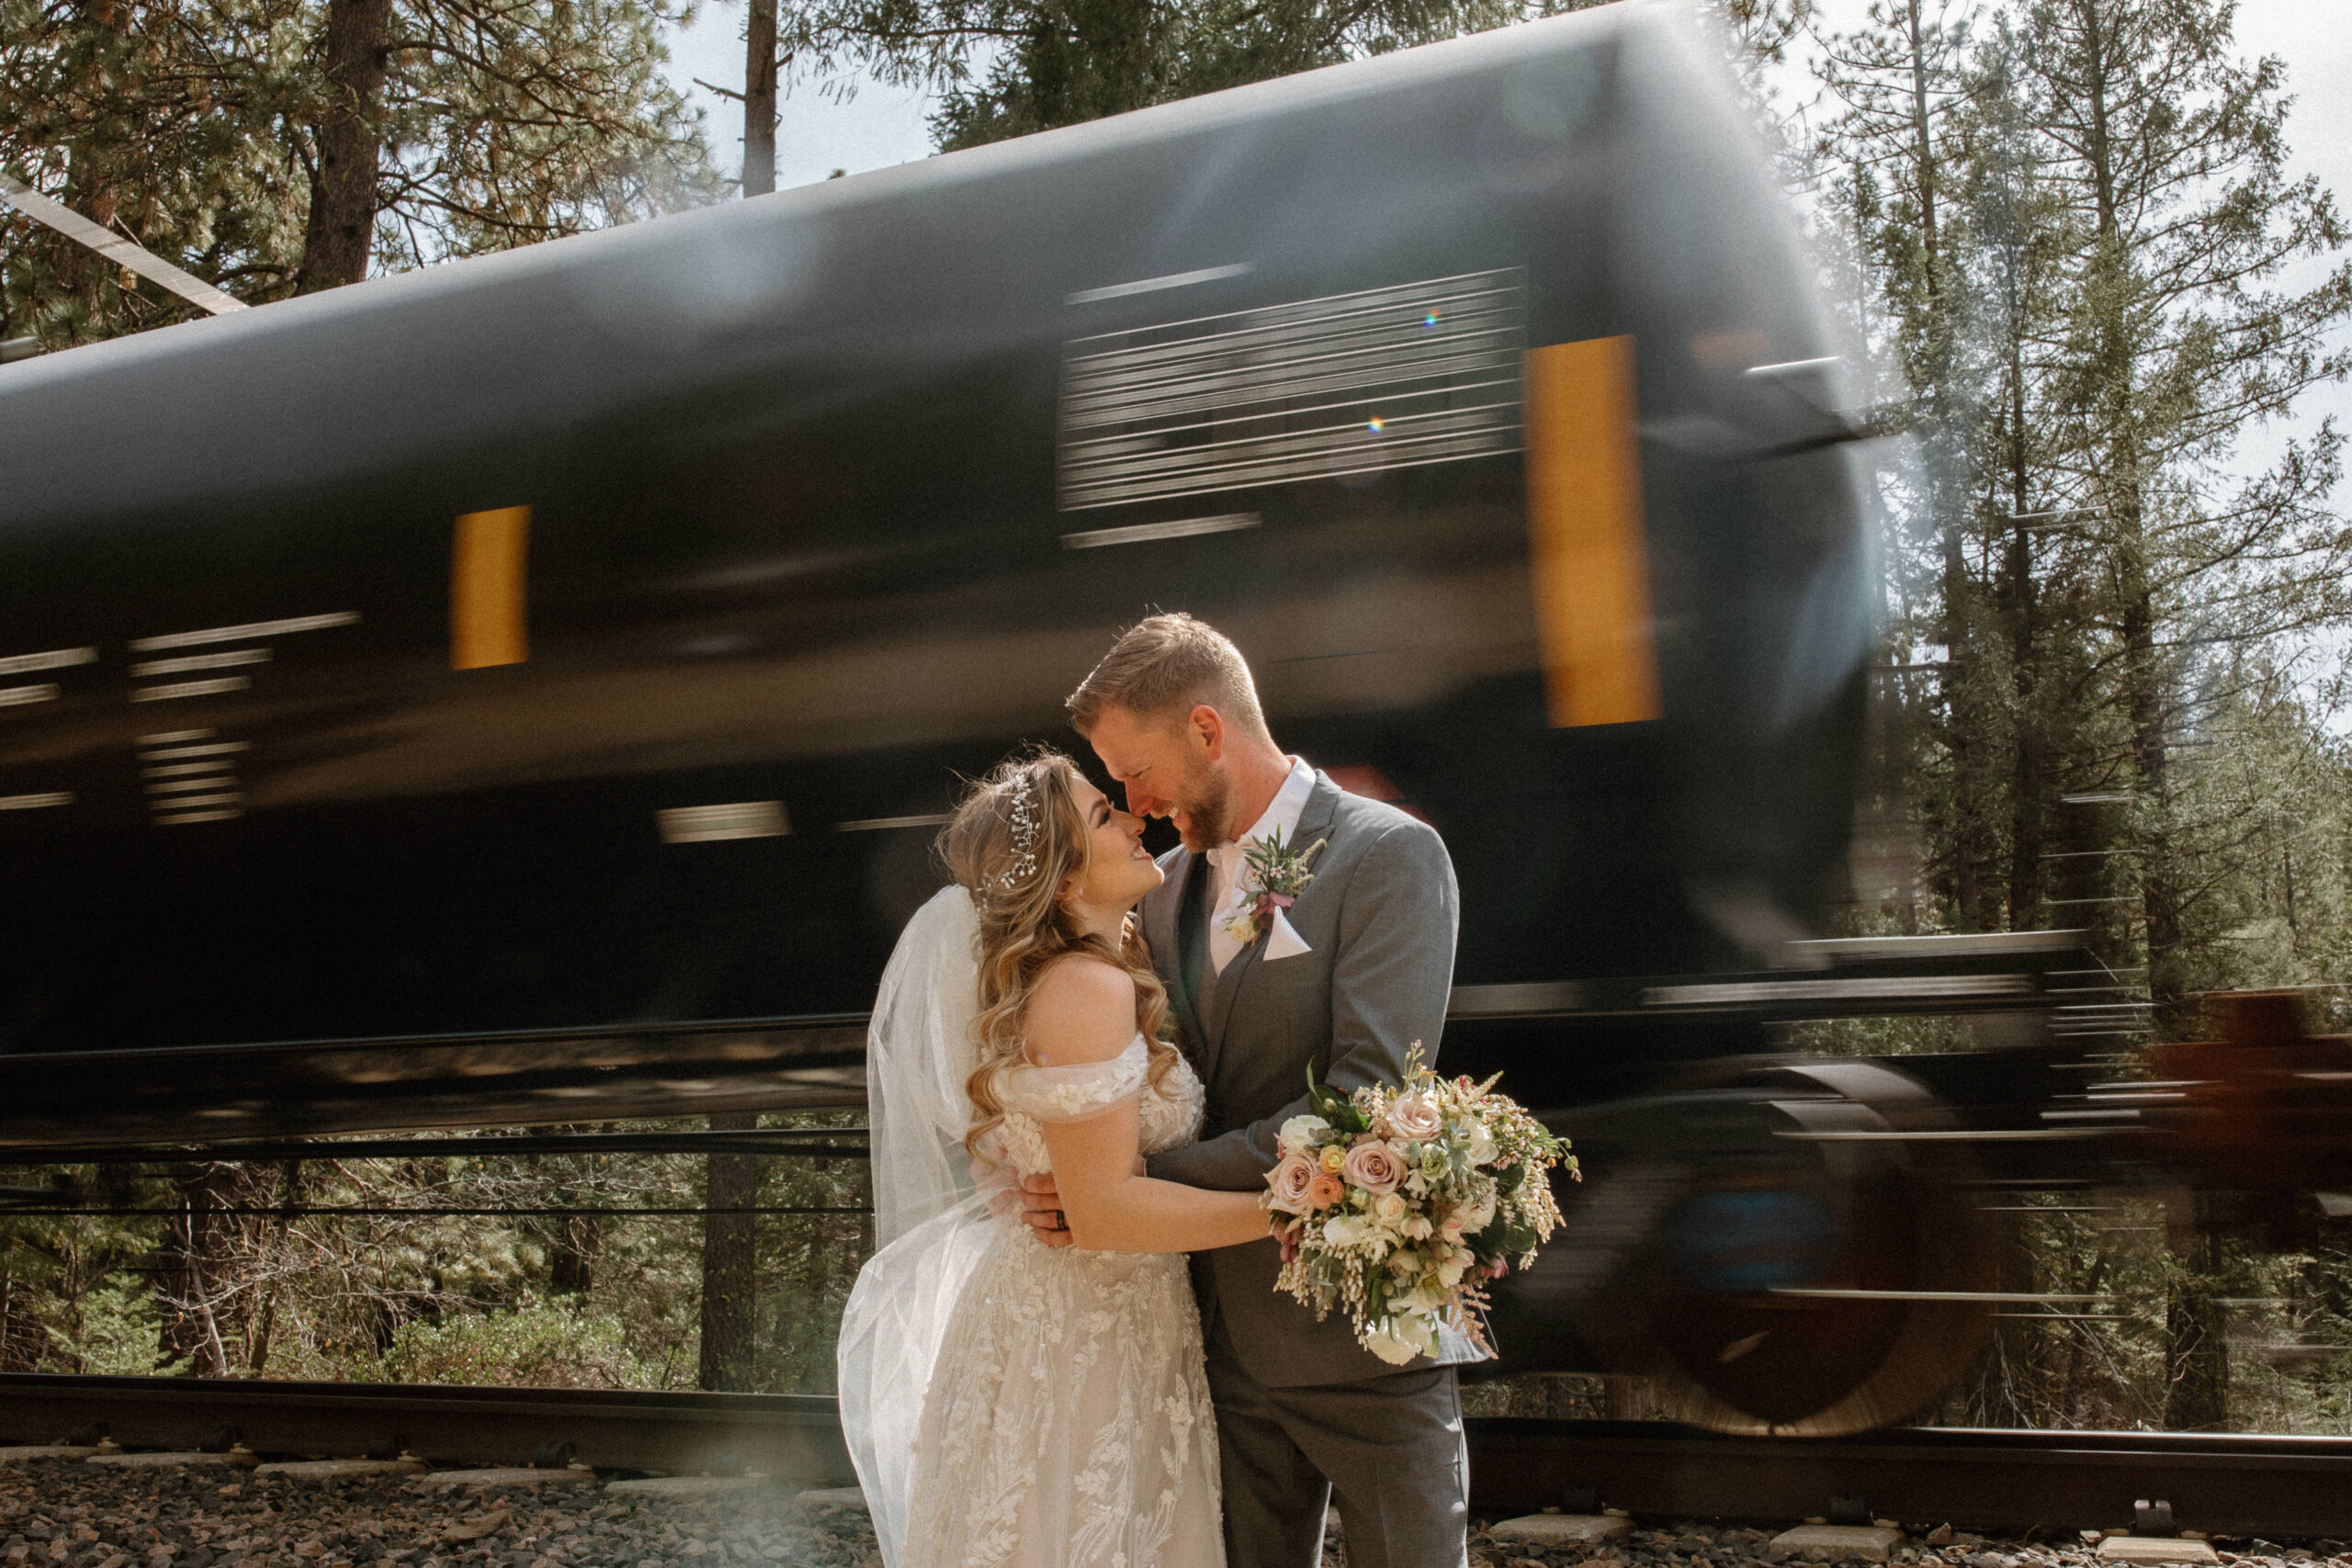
1487,1057,2000,1436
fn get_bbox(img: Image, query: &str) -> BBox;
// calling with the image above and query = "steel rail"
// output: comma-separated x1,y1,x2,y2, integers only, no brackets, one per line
8,1376,2352,1539
0,1374,849,1483
1466,1417,2352,1538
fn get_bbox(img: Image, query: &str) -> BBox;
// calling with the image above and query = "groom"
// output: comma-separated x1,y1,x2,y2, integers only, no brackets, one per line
1022,612,1471,1568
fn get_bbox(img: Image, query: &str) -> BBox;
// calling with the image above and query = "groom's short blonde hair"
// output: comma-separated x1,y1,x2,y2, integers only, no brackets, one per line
1067,613,1272,744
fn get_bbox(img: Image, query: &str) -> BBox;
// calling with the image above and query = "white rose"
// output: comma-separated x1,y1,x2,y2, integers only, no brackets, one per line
1466,1122,1496,1164
1374,1192,1408,1224
1388,1093,1443,1141
1279,1114,1332,1157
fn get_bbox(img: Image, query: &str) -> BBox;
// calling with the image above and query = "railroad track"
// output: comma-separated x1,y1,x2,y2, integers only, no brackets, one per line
6,1375,2350,1540
1470,1419,2352,1540
0,1375,847,1486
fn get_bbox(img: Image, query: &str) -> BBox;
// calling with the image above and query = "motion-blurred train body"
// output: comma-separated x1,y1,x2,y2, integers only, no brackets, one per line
1,3,2055,1432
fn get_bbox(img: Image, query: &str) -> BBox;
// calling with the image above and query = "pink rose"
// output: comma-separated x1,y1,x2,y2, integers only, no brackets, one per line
1266,1154,1317,1214
1387,1093,1442,1141
1342,1140,1405,1194
1306,1173,1346,1210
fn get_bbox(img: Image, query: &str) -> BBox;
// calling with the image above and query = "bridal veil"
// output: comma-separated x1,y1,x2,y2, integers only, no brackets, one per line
836,884,998,1568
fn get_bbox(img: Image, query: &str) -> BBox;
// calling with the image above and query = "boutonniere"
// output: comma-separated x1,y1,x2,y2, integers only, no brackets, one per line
1223,827,1327,947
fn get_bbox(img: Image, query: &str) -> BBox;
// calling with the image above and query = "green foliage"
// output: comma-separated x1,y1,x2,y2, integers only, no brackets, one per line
0,0,723,346
1815,0,2352,1010
368,1293,662,1388
1815,0,2352,1436
0,1112,867,1396
74,1279,165,1377
786,0,1614,152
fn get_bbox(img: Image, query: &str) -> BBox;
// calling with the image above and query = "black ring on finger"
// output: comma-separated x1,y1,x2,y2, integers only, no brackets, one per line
1053,1210,1066,1231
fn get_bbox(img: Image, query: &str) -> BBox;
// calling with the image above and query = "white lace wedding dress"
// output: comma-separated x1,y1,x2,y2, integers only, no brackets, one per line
896,1034,1226,1568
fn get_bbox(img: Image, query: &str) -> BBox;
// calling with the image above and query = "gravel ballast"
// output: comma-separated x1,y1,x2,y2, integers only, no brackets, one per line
0,1461,877,1568
6,1456,2349,1568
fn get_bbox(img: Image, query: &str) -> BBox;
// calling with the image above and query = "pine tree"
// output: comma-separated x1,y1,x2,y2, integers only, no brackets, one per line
2018,0,2352,1033
1820,0,2006,930
0,0,725,343
790,0,1611,152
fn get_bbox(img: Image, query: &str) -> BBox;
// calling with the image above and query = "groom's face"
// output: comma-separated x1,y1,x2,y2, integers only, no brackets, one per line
1086,701,1235,854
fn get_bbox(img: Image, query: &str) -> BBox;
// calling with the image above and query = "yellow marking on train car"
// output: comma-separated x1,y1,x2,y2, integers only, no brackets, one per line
1522,335,1662,727
451,506,530,670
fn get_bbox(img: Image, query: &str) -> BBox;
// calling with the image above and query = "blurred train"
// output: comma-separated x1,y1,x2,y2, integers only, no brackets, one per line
9,1,2316,1437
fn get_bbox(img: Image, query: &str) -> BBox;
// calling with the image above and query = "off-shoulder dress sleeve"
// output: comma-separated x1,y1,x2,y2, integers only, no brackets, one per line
997,1036,1149,1123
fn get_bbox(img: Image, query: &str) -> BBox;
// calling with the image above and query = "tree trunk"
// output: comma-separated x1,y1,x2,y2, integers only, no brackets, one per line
298,0,394,291
742,0,778,197
699,1112,760,1391
550,1217,599,1294
2163,1194,2229,1430
2068,0,2184,1031
159,1164,267,1377
2002,337,2044,928
56,0,130,310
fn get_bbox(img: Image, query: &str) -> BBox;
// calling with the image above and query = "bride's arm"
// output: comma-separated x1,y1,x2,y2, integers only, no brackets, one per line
1026,958,1271,1255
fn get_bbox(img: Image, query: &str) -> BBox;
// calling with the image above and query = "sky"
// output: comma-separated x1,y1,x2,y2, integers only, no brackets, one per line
661,16,934,192
661,0,2352,205
1792,0,2352,475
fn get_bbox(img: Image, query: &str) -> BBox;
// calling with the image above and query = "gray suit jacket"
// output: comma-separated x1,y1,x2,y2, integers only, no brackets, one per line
1142,771,1467,1388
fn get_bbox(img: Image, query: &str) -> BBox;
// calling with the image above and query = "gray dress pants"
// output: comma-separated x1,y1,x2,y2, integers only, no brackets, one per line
1204,1317,1471,1568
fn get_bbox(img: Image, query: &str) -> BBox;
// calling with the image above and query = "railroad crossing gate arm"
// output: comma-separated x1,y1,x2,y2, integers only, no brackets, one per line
0,172,247,317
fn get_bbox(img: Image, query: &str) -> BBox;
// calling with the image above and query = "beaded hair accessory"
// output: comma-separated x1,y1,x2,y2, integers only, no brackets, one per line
996,772,1041,893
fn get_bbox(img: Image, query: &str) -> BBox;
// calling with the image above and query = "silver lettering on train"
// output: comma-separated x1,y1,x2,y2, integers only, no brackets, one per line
1060,513,1260,549
130,610,359,652
0,648,96,676
130,648,271,678
1065,263,1252,306
1057,268,1525,510
130,676,252,702
658,802,790,844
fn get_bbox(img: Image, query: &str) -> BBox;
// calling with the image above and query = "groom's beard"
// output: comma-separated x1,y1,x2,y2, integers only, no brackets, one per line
1171,763,1235,853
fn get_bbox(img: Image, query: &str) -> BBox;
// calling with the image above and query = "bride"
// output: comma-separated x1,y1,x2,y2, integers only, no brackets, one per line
836,750,1272,1568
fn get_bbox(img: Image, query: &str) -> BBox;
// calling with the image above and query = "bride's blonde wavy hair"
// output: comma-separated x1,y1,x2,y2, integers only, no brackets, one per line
941,750,1180,1163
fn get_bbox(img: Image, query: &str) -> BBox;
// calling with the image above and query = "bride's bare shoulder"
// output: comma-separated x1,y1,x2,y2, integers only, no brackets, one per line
1026,955,1139,1066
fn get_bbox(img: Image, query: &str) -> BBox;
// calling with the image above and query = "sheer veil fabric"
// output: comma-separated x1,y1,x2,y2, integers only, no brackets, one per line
839,884,1225,1568
837,885,997,1566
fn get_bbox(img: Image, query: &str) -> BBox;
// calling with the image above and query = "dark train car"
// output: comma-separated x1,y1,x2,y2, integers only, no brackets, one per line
2,4,1868,1063
2,4,1939,1429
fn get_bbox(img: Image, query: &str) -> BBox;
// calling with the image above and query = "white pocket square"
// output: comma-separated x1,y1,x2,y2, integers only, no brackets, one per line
1262,908,1312,962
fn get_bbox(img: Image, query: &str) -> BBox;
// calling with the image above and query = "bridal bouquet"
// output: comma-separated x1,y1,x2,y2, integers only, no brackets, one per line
1261,1047,1575,1365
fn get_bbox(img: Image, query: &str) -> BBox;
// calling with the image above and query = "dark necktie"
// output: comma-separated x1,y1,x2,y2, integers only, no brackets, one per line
1175,852,1210,1021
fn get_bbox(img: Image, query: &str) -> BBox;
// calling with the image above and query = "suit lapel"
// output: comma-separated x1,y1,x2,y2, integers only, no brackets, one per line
1289,773,1343,867
1148,848,1210,1064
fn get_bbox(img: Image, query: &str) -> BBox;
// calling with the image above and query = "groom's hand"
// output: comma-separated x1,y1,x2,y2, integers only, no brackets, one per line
1016,1173,1076,1247
1016,1156,1145,1246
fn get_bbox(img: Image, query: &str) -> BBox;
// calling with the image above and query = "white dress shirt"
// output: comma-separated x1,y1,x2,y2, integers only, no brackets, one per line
1204,757,1317,975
